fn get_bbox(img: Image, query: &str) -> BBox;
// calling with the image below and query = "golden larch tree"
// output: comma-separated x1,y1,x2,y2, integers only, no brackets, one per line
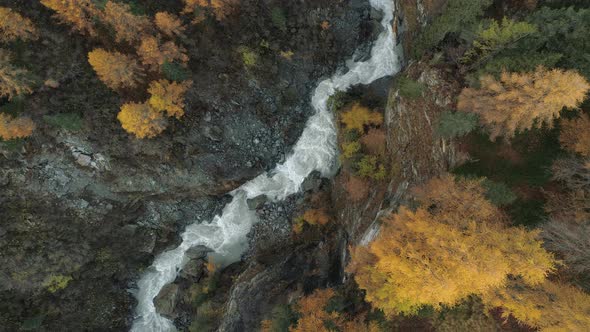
148,79,192,118
290,288,338,332
40,0,101,36
137,36,188,71
347,175,556,316
0,113,35,140
88,48,144,90
483,279,590,331
458,67,590,139
154,12,186,37
559,114,590,157
103,1,152,44
0,49,34,100
340,103,383,132
0,7,38,42
117,102,167,139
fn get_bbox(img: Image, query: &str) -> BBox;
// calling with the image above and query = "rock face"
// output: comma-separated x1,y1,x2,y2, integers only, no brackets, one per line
0,0,380,330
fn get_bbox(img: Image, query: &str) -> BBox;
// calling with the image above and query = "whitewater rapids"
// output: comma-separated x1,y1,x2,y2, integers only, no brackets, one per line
131,0,401,330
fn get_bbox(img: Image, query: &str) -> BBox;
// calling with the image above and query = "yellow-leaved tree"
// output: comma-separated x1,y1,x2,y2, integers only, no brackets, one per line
148,79,192,118
0,7,38,42
340,103,383,132
88,48,144,90
457,67,590,139
137,36,188,71
0,113,35,140
483,279,590,331
154,12,186,37
347,175,556,316
0,49,34,100
40,0,101,36
117,102,167,139
103,1,152,44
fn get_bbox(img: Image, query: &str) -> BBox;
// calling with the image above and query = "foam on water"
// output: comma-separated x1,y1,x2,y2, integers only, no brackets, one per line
131,1,401,330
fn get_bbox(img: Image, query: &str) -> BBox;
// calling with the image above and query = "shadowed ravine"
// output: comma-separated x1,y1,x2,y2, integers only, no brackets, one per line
131,0,402,330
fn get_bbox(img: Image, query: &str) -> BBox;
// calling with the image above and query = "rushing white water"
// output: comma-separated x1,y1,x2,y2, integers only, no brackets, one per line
131,1,401,330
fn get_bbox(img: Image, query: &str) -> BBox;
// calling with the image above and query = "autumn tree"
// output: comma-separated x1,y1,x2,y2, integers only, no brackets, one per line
40,0,101,36
344,174,370,202
458,67,590,139
560,114,590,157
117,102,167,138
183,0,238,22
546,157,590,223
148,79,192,118
347,175,556,316
103,1,152,44
340,103,383,133
0,113,35,140
483,279,590,331
137,36,188,71
155,12,186,37
360,128,386,155
88,48,144,90
0,7,38,42
0,49,34,100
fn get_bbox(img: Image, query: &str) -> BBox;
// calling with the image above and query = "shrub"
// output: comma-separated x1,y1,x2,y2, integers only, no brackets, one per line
43,274,72,293
270,7,287,32
436,111,478,138
341,141,361,159
340,103,383,132
360,128,387,155
237,46,258,68
397,75,424,99
357,155,387,181
0,113,35,140
43,113,83,131
482,179,517,206
345,175,370,202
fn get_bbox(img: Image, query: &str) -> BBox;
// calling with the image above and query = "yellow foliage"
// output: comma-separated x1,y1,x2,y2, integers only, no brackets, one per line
0,7,38,42
155,12,186,37
347,175,556,316
560,114,590,158
0,113,35,140
290,289,339,332
483,279,590,331
0,49,34,100
103,1,152,44
340,103,383,132
40,0,101,36
458,67,590,139
88,48,144,90
137,36,188,71
148,79,192,119
117,102,167,138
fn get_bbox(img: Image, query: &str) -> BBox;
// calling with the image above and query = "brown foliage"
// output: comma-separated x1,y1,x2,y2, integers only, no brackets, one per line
0,7,38,42
88,48,144,90
0,113,35,140
155,12,186,37
348,175,556,316
542,218,590,281
458,67,590,139
302,208,330,226
117,102,167,139
360,128,387,155
183,0,239,22
40,0,101,36
560,114,590,158
103,1,152,44
546,157,590,223
290,289,338,332
344,175,370,202
137,36,188,71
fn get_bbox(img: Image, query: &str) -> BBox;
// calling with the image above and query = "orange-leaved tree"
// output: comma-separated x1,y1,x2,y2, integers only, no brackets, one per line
183,0,238,22
0,7,38,42
155,12,186,37
88,48,144,90
40,0,102,36
137,36,188,71
0,49,34,100
560,113,590,158
148,79,192,119
117,102,167,138
340,103,383,133
483,279,590,331
102,1,152,44
457,67,590,139
347,175,556,316
0,113,35,140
